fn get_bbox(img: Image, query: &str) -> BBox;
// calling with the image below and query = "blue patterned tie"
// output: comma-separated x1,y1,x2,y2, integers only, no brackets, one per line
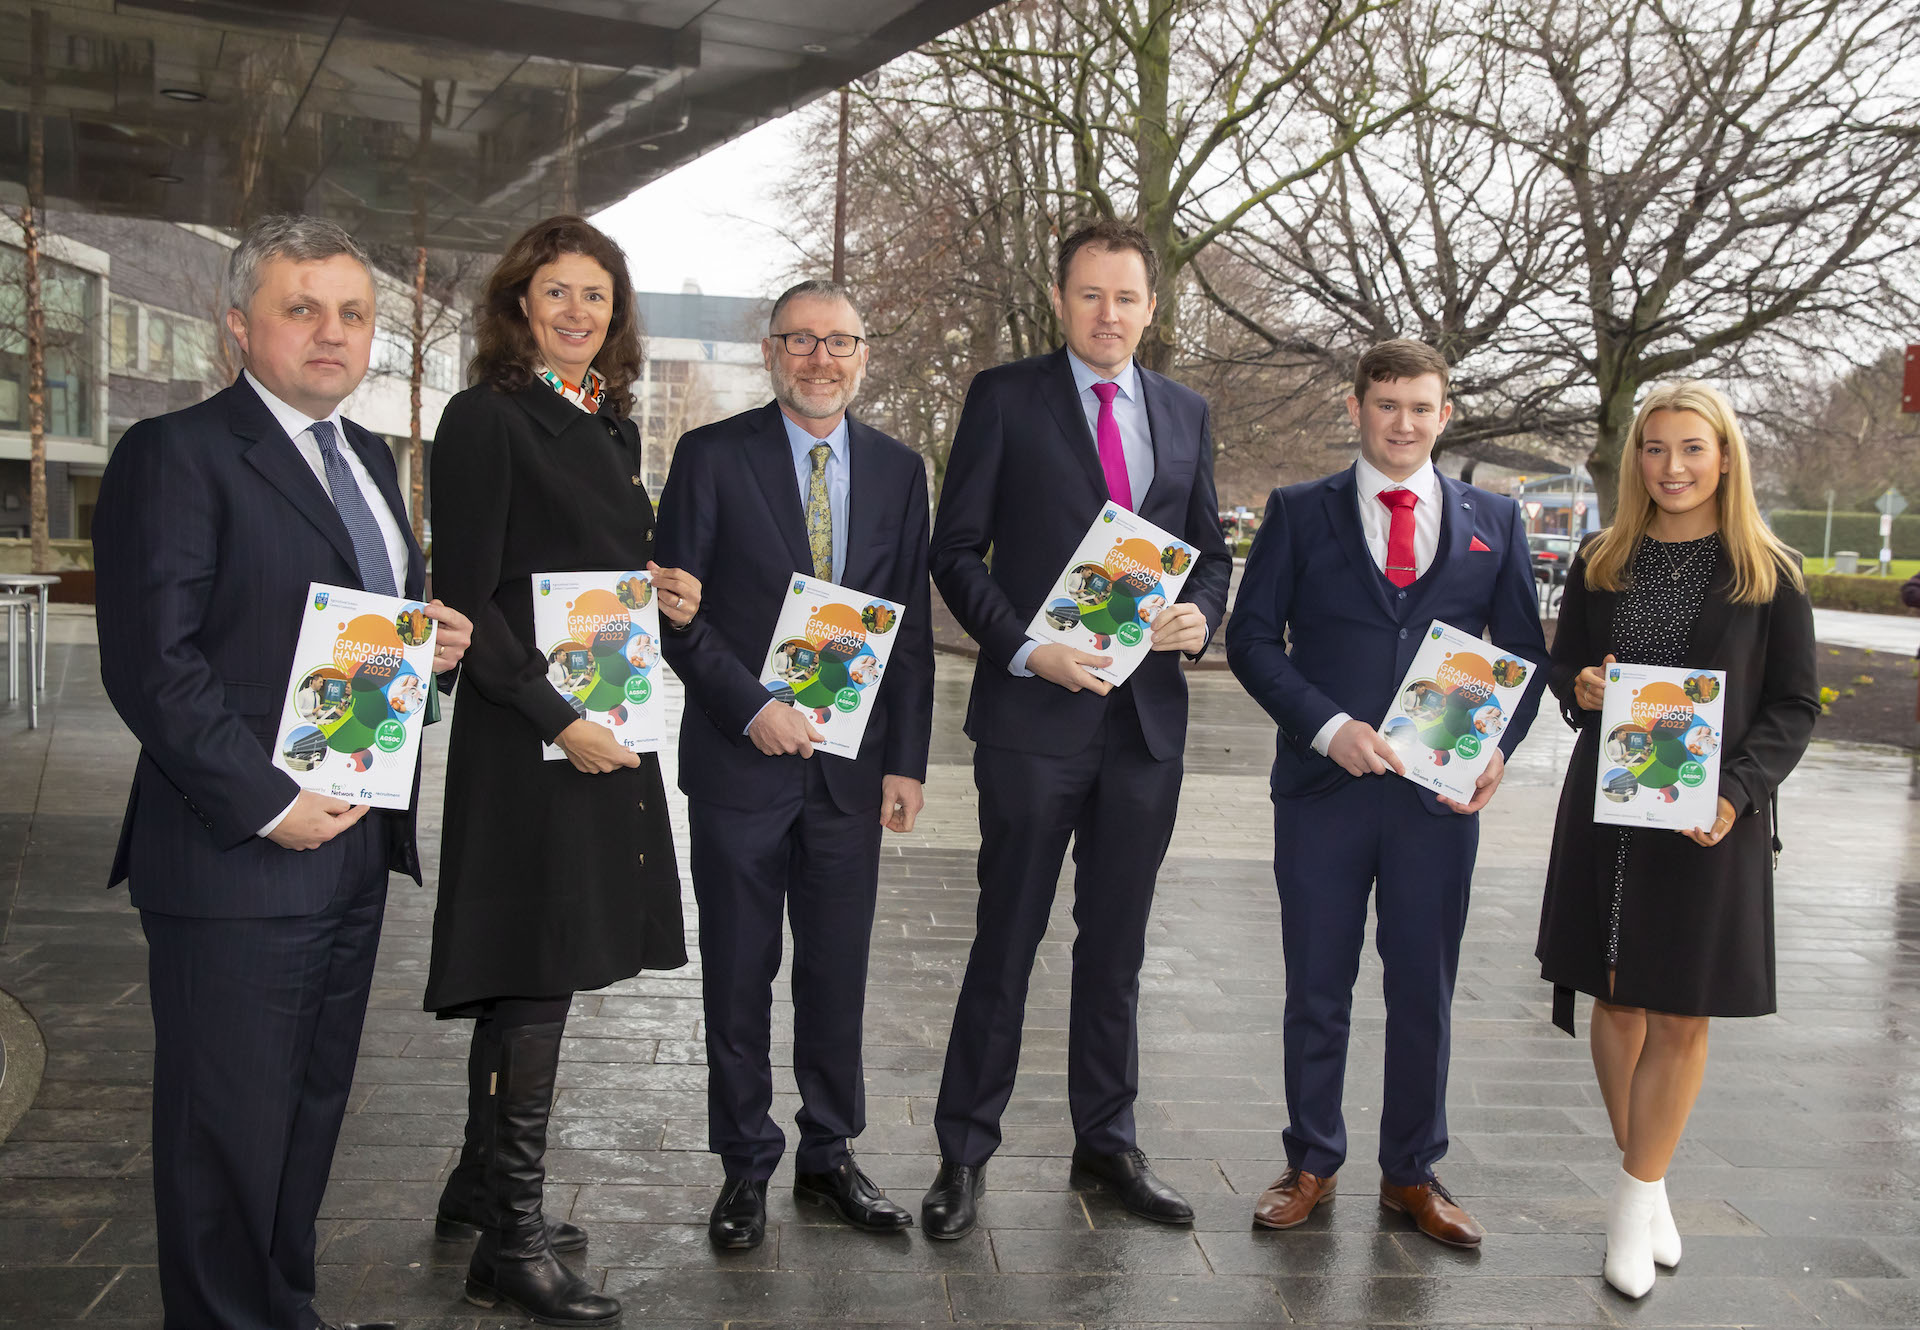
311,420,397,596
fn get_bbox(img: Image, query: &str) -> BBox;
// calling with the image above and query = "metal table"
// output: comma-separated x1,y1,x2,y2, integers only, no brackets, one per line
0,574,58,690
0,592,40,728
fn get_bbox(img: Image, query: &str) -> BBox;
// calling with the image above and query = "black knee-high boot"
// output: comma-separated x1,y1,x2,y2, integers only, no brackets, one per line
436,1017,587,1252
463,1021,619,1326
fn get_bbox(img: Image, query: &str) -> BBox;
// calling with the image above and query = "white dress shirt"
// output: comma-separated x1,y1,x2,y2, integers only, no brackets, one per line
245,370,411,837
1010,350,1158,678
1310,457,1443,756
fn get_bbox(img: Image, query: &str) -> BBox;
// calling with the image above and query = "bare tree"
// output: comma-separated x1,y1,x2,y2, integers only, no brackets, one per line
1753,347,1920,509
1243,0,1920,516
777,0,1419,487
22,6,48,570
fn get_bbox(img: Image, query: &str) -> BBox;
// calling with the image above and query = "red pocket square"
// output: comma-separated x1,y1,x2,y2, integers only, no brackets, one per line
1469,536,1492,552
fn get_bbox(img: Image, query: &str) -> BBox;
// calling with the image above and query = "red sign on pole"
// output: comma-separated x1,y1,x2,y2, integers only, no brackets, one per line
1905,345,1920,413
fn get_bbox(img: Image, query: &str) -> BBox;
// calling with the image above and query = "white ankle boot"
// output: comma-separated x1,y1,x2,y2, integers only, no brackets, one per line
1604,1168,1660,1298
1649,1176,1681,1268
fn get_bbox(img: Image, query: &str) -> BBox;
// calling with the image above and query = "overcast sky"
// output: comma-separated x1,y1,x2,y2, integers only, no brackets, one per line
594,116,804,300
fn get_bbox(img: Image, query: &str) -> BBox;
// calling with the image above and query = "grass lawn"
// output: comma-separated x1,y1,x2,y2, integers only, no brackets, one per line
1806,557,1918,579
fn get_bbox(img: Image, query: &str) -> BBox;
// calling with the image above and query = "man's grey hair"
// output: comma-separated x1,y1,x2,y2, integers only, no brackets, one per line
226,214,372,314
769,279,859,333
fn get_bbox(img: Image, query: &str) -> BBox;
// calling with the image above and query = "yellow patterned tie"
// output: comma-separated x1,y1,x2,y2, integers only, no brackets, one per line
806,443,834,581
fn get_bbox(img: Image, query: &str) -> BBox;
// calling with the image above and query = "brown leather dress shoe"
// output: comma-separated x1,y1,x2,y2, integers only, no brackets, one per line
1252,1167,1337,1229
1379,1174,1483,1248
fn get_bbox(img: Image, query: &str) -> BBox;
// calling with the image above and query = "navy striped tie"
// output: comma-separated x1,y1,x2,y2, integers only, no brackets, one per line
311,420,397,597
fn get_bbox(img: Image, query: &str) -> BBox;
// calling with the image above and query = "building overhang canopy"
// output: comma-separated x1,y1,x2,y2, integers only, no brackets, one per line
0,0,997,249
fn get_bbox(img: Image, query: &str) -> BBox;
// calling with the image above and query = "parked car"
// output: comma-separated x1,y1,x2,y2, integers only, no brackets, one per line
1527,533,1580,584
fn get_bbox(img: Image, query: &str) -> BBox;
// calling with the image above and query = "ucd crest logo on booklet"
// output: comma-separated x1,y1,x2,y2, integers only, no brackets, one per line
539,578,551,596
312,590,329,612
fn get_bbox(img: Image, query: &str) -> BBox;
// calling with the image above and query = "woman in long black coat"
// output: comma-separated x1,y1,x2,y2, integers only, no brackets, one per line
424,216,696,1328
1537,382,1817,1301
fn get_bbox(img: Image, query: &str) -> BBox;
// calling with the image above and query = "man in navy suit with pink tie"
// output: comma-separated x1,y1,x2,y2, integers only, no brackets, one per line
922,221,1232,1238
1227,340,1546,1247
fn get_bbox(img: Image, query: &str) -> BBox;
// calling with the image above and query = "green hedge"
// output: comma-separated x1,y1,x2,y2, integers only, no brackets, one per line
1803,572,1916,615
1770,510,1920,560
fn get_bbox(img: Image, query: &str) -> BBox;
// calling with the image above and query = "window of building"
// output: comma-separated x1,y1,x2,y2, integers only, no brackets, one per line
0,247,99,438
145,310,173,378
110,298,138,372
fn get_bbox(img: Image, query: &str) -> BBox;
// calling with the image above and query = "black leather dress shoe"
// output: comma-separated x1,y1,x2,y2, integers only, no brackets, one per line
1070,1146,1194,1224
794,1158,913,1231
920,1161,985,1240
708,1175,768,1250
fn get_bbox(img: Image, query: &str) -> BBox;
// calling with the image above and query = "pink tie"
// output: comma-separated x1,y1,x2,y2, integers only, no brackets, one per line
1090,381,1133,511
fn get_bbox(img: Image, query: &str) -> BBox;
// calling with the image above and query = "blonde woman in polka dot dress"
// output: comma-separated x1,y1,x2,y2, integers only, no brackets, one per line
1536,382,1818,1301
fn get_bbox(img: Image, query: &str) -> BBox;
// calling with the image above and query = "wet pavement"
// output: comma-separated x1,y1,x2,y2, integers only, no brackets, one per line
3,608,1920,1328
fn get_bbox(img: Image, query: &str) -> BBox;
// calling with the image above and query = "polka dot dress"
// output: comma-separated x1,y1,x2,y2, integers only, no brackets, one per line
1605,532,1719,967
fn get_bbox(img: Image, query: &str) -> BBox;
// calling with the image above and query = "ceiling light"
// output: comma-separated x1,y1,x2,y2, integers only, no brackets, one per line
638,142,660,151
159,87,206,102
150,172,184,183
801,43,828,54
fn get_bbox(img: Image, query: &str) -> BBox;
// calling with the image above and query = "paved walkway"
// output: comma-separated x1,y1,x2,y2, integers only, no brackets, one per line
1809,608,1920,656
3,608,1920,1327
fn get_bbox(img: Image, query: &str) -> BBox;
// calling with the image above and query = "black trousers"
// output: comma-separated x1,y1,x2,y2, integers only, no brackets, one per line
933,689,1182,1167
142,817,388,1330
689,759,884,1179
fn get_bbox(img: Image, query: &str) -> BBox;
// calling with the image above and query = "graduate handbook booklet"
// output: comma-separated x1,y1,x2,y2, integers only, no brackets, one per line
1592,662,1727,830
272,583,437,810
1379,619,1537,804
757,573,906,760
531,570,666,758
1024,503,1198,685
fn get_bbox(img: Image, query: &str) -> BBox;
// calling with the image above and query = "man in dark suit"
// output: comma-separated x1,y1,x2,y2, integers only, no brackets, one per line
920,221,1233,1238
655,279,935,1250
1226,339,1546,1248
93,215,471,1330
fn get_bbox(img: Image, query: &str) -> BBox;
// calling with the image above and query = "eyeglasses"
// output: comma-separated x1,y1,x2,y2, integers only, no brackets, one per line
771,331,865,357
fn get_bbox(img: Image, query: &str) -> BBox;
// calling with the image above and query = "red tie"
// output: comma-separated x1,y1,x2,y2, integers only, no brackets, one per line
1377,488,1419,587
1090,381,1133,511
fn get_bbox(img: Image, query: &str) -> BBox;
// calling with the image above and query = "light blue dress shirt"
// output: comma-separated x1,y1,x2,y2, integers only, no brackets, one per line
782,409,850,585
1010,352,1158,677
1066,349,1155,499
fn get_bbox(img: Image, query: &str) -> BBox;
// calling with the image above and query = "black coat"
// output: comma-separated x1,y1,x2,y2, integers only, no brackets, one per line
1536,539,1819,1025
424,382,686,1013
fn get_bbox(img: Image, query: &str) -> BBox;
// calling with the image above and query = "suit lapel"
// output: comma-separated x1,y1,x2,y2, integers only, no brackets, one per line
1403,473,1473,623
229,380,363,579
744,403,816,577
1323,466,1394,619
1039,349,1111,505
839,417,888,592
1135,369,1178,523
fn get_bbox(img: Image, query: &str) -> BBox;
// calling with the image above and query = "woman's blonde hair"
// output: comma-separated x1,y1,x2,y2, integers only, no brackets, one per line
1583,381,1802,605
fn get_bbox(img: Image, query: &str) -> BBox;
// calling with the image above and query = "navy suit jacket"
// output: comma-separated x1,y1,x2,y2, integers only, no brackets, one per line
930,348,1233,762
1227,464,1548,812
655,401,934,817
94,376,428,915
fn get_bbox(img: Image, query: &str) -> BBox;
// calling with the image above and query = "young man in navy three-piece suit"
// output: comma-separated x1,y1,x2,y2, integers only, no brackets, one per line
1227,339,1547,1248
